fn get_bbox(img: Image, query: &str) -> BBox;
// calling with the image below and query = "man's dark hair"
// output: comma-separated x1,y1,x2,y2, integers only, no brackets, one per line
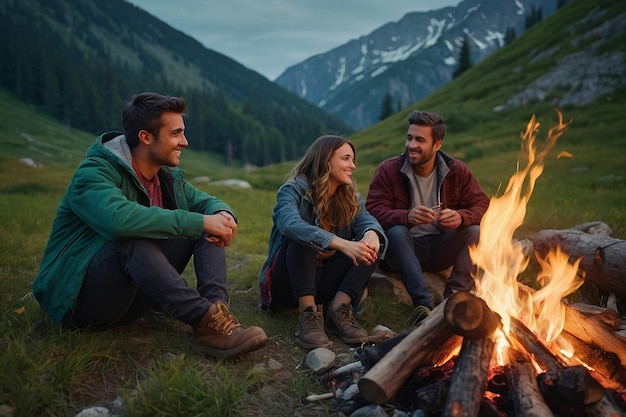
408,110,446,142
121,92,187,149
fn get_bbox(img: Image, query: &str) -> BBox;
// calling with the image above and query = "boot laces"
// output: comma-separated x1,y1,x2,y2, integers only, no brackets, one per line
208,303,242,336
335,304,359,329
301,309,324,334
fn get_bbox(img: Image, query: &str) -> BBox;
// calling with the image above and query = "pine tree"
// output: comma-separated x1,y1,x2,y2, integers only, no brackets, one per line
525,5,543,30
379,92,394,121
504,27,517,46
453,36,472,78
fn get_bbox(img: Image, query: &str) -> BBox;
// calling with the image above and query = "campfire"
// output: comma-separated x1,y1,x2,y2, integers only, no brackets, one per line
322,111,626,416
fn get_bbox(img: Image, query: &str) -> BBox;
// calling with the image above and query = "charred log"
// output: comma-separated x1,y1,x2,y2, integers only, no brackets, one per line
442,335,496,417
504,347,554,417
508,316,566,373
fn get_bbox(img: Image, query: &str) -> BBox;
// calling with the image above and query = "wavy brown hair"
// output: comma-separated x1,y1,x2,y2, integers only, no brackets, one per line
288,135,360,230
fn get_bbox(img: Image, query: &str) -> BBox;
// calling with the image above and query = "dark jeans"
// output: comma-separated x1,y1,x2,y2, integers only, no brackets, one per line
71,235,228,329
384,225,480,307
270,238,379,310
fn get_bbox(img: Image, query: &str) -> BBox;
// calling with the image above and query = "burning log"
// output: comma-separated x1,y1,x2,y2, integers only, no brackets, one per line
442,334,496,417
358,292,500,405
558,330,626,388
504,347,555,417
509,316,612,406
516,282,626,366
563,303,626,365
508,316,565,373
532,224,626,298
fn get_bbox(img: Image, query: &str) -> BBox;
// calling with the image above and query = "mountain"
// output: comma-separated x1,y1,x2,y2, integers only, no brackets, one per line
275,0,558,130
0,0,353,167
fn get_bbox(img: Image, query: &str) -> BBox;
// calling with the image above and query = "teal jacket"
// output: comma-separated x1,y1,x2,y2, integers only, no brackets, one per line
33,132,235,324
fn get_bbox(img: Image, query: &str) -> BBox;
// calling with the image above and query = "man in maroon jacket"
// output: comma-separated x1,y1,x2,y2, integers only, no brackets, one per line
366,110,489,316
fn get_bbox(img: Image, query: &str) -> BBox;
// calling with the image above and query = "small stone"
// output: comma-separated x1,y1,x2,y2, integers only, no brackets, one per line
305,347,335,374
74,407,111,417
349,404,389,416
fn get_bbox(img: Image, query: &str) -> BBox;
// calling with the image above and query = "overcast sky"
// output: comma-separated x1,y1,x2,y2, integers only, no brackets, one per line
125,0,461,80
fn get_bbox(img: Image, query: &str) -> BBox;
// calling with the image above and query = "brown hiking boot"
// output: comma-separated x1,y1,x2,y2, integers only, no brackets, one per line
296,306,331,349
326,303,368,345
193,301,267,358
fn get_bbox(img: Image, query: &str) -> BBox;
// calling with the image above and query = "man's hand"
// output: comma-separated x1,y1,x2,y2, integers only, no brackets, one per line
437,208,462,229
408,205,439,226
203,212,237,247
408,205,461,229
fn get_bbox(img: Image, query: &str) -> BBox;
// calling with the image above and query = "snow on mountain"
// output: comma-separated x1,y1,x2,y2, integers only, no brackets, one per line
275,0,557,130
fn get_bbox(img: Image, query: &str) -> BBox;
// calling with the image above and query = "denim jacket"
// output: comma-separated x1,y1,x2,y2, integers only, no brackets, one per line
258,175,387,309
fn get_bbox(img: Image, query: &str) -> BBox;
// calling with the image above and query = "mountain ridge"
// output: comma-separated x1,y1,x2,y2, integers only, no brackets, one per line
0,0,353,167
275,0,558,130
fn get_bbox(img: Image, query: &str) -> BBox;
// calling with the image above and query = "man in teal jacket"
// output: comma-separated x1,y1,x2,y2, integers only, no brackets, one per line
33,92,267,359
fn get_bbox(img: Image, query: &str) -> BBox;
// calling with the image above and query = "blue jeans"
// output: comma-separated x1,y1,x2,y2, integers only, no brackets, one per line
71,235,227,328
270,237,379,310
384,225,480,307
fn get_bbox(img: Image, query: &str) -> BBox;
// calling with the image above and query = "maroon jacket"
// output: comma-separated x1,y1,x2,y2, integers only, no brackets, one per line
366,151,489,230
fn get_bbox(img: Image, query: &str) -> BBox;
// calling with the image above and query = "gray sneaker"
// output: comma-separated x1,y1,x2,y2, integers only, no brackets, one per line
326,303,368,345
296,306,331,349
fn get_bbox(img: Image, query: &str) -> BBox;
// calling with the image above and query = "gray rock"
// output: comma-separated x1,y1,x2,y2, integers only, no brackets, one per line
305,347,335,374
349,404,388,417
210,179,251,188
74,407,111,417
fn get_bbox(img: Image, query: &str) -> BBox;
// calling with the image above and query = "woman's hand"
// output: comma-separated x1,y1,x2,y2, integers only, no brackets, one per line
331,236,378,266
361,230,381,254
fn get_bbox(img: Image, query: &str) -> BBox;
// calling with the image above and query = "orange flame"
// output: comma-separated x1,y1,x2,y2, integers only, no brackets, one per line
470,109,581,362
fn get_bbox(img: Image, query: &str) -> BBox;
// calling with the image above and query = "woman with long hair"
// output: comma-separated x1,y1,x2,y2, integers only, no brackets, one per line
259,135,387,349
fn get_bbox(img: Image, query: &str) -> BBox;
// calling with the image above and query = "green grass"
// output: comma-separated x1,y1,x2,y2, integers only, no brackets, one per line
1,105,623,414
0,160,417,416
2,112,624,415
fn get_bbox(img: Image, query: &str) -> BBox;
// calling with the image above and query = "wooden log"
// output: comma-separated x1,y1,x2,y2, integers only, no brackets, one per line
587,394,626,417
358,292,498,405
563,303,626,365
444,291,501,339
442,334,496,417
504,348,555,417
415,380,450,414
569,221,614,236
422,334,463,367
509,314,610,405
532,227,626,298
571,303,623,330
557,365,605,404
558,330,626,387
358,297,454,404
508,316,566,373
